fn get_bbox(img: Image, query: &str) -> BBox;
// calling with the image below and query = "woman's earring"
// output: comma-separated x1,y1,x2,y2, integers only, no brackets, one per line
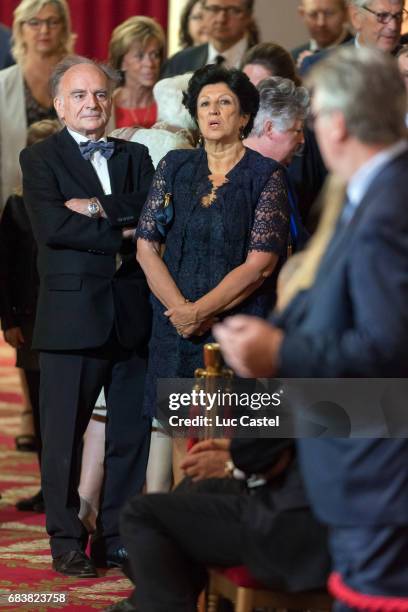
239,126,245,140
198,133,204,146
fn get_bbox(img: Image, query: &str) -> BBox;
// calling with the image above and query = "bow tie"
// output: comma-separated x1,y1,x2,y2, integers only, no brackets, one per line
79,140,115,160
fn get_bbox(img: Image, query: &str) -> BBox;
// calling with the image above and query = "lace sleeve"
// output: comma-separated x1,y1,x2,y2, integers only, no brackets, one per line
248,167,290,253
136,157,167,242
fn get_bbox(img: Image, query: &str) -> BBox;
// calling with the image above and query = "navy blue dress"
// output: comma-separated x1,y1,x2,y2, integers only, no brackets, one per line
136,147,289,416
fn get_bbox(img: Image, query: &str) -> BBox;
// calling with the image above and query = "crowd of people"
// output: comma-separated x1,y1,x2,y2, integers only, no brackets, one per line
1,1,408,611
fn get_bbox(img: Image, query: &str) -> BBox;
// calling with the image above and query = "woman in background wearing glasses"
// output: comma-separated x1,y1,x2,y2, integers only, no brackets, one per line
0,0,74,211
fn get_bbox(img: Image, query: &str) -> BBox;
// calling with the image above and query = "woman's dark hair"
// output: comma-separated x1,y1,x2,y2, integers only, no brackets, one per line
183,64,260,137
179,0,201,49
242,42,301,86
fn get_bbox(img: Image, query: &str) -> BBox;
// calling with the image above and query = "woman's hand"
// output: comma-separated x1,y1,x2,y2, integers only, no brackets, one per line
165,302,199,327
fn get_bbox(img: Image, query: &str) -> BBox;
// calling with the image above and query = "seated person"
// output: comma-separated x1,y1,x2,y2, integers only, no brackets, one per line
106,438,330,612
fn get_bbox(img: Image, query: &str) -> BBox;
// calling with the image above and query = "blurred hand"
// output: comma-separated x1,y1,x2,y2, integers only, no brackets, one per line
4,327,24,349
181,442,231,482
213,315,283,377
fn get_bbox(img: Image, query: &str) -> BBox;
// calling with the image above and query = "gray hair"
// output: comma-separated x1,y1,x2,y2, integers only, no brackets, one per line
348,0,403,7
51,55,119,98
306,46,407,144
251,76,309,136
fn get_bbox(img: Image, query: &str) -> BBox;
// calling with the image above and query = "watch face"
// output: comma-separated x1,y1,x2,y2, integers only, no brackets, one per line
88,202,99,217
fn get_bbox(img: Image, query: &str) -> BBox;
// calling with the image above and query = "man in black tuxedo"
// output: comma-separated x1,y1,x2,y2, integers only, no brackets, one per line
20,56,154,578
216,46,408,610
161,0,254,78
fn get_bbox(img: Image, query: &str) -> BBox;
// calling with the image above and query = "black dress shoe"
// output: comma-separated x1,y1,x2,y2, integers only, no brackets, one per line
106,546,129,569
16,489,44,513
93,546,129,569
104,599,137,611
52,551,98,578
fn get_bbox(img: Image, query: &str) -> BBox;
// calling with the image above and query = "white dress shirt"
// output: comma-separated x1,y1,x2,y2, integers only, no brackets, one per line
207,36,248,69
67,127,112,196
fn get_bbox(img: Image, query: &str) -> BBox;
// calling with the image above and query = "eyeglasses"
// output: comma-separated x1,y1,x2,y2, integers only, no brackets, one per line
203,5,246,17
361,6,408,24
24,17,62,29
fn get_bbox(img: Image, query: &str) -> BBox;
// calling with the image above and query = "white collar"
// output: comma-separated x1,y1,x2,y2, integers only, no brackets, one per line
67,127,107,144
207,36,248,68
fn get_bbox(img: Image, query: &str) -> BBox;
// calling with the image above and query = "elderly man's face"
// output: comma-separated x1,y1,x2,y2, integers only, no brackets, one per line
54,64,112,140
202,0,251,49
350,0,404,52
299,0,348,48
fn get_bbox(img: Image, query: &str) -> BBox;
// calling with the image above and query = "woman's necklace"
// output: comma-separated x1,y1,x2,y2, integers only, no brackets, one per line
201,174,229,208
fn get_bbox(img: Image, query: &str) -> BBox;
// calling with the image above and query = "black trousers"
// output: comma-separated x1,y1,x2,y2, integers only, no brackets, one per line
39,334,150,558
24,369,41,463
120,479,247,612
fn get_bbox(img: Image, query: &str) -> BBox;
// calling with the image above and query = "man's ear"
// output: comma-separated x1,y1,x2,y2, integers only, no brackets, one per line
54,96,64,120
264,119,274,138
298,4,305,20
330,110,348,143
348,4,362,32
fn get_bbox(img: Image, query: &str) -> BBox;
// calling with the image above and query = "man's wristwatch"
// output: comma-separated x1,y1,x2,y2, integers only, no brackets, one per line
87,197,101,218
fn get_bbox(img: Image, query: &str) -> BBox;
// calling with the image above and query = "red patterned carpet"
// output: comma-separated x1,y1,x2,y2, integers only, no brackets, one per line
0,338,132,611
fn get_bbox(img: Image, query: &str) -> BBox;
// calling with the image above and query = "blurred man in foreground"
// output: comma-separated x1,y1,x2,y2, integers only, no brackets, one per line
215,46,408,610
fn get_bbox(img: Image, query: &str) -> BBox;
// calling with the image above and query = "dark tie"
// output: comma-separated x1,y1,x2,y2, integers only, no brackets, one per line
79,140,115,161
214,55,225,65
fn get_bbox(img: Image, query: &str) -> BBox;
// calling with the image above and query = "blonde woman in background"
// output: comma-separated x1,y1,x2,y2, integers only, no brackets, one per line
0,0,74,210
108,16,165,129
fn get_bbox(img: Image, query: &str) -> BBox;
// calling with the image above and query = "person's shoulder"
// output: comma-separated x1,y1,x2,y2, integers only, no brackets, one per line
0,63,20,84
245,148,284,174
109,136,152,159
291,41,310,59
167,43,207,64
160,44,208,77
164,147,199,162
20,131,60,162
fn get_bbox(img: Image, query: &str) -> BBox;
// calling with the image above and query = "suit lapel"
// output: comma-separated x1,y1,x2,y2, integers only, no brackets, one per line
194,44,210,70
56,128,105,197
107,137,130,195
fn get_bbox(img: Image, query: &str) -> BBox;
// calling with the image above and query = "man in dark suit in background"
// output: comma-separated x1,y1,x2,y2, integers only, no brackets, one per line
216,46,408,610
292,0,351,68
20,56,154,578
161,0,254,78
300,0,407,74
0,23,15,70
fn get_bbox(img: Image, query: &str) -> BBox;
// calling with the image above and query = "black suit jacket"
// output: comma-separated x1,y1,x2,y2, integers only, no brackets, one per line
160,43,209,78
275,150,408,526
0,24,14,70
20,128,154,351
0,194,38,331
291,32,354,64
230,438,330,591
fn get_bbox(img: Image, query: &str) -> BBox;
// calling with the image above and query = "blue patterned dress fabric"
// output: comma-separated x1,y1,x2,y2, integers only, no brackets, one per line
136,147,290,416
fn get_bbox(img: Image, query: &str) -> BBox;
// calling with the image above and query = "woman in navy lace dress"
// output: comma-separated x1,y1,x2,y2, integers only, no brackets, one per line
136,65,289,466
